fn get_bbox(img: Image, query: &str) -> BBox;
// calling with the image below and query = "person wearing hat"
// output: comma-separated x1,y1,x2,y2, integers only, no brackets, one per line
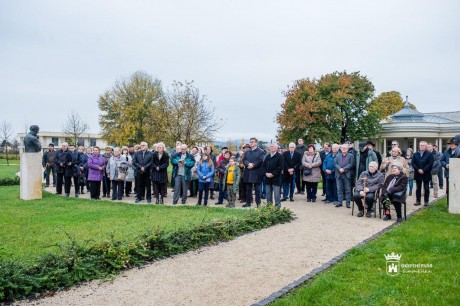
355,141,378,181
42,143,56,187
380,163,408,222
441,137,458,206
365,140,382,168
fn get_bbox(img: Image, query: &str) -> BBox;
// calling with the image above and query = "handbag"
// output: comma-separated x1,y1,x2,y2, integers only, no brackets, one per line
392,189,406,200
117,170,126,181
303,168,312,176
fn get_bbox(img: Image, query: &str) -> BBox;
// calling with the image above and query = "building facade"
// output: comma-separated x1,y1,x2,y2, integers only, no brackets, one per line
17,131,108,152
376,99,460,154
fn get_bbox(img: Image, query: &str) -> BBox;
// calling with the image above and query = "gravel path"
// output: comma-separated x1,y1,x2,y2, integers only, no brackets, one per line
21,187,445,306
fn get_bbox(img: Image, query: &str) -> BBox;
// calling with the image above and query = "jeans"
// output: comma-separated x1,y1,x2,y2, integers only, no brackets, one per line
44,166,56,186
102,175,111,196
408,179,414,194
266,184,281,208
198,182,211,205
218,179,228,203
416,179,430,203
336,174,351,204
283,174,296,199
260,176,266,198
325,177,338,202
173,175,188,203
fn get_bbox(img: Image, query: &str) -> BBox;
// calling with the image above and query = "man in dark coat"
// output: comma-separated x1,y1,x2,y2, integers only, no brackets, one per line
319,142,331,197
42,143,56,187
263,143,284,208
334,144,356,208
132,141,153,203
243,137,265,207
441,138,457,206
54,142,72,196
412,141,434,206
282,142,301,202
295,138,307,194
68,144,81,197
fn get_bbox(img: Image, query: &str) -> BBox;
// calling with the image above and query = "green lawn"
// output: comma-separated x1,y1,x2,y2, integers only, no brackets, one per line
0,159,19,178
0,186,251,261
272,197,460,306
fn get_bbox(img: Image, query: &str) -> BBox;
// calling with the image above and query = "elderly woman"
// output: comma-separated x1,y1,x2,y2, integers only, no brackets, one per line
107,148,128,201
380,163,408,222
302,144,322,202
353,161,384,218
88,146,105,200
380,147,409,177
151,142,170,204
122,146,134,197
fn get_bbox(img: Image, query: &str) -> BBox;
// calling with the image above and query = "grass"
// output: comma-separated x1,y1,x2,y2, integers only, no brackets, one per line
271,197,460,306
0,186,251,261
0,159,19,179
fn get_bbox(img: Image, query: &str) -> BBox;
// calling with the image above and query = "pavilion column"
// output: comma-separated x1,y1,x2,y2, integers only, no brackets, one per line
383,138,387,155
413,138,417,151
438,138,443,153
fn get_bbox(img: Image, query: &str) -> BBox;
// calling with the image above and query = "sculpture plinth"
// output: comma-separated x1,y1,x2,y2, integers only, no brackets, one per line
20,152,43,200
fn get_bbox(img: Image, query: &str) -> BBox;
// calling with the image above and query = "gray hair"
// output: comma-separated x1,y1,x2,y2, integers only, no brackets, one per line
392,163,403,171
289,142,296,148
369,161,378,168
271,143,279,148
113,147,121,153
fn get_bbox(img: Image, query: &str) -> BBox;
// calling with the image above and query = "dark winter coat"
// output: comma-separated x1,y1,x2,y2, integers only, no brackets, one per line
262,152,284,186
54,149,72,176
441,148,456,178
282,150,301,180
151,151,170,184
334,152,355,179
243,147,265,184
412,151,434,181
132,150,153,176
381,173,408,204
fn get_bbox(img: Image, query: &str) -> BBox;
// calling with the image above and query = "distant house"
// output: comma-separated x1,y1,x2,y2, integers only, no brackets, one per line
376,98,460,154
17,131,108,152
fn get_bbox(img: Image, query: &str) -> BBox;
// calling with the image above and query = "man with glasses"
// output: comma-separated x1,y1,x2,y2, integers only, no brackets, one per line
387,140,406,158
243,137,265,207
133,142,153,203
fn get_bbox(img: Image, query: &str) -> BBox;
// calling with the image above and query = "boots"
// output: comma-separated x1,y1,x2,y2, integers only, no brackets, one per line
155,198,159,204
409,190,412,196
160,197,164,204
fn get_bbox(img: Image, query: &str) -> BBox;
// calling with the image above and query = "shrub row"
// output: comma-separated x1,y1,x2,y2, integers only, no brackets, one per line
0,155,20,160
0,177,19,186
0,206,294,302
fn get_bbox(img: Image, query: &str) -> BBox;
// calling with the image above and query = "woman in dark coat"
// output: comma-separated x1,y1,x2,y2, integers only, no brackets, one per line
380,163,408,222
151,142,170,204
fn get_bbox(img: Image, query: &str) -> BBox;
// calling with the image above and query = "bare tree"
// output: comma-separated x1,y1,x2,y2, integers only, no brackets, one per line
0,120,14,165
62,110,89,146
165,81,223,146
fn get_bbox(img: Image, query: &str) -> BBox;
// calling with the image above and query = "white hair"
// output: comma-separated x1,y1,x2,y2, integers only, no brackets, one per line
332,144,340,149
369,161,378,168
61,142,68,147
141,141,148,147
271,143,279,148
289,142,296,148
113,147,121,153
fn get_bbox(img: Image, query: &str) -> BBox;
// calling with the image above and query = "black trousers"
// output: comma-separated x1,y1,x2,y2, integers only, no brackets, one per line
189,179,198,197
246,183,261,206
56,173,64,194
125,181,133,195
320,170,326,194
353,192,375,211
153,182,167,200
64,176,72,194
111,180,124,200
102,175,111,196
416,179,430,203
72,176,79,195
239,180,246,202
137,173,151,200
305,182,318,200
89,180,101,199
295,169,305,192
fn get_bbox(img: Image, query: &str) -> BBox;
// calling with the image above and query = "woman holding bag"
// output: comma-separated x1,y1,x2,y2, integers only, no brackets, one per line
302,144,322,202
107,148,128,201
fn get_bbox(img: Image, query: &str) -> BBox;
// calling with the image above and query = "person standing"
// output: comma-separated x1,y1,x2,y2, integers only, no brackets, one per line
238,144,250,203
171,144,196,204
323,144,339,204
69,144,81,197
387,140,406,158
189,147,201,198
107,148,128,201
102,147,113,198
295,138,307,194
441,138,457,206
42,143,56,187
223,156,241,208
124,145,135,197
355,141,378,180
216,150,231,205
412,141,434,206
433,145,444,189
133,142,153,204
282,142,301,202
263,143,284,208
87,146,105,200
205,146,217,200
405,148,415,196
77,145,88,194
319,143,331,197
334,144,355,208
196,153,215,206
427,143,442,198
151,142,169,204
54,142,72,195
243,137,265,208
302,144,322,202
379,147,410,178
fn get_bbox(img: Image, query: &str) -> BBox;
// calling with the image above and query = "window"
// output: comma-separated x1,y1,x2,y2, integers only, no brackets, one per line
90,138,96,147
77,138,85,146
51,137,59,146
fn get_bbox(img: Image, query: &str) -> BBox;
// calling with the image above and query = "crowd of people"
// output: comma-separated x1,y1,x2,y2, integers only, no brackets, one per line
41,135,460,220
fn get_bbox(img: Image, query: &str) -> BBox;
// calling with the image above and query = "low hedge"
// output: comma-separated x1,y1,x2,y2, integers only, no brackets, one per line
0,206,294,302
0,177,19,186
0,155,20,160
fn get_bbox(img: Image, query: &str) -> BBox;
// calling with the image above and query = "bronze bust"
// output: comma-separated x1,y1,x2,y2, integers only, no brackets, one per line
24,125,42,153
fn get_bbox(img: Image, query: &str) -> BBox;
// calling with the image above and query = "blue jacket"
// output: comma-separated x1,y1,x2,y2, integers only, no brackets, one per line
197,161,215,183
322,152,336,179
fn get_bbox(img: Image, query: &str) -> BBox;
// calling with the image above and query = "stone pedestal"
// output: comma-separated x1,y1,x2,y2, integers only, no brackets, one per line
449,159,460,214
20,152,43,200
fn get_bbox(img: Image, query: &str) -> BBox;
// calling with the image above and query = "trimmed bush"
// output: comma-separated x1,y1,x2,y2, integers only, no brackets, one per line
0,177,19,186
0,206,294,302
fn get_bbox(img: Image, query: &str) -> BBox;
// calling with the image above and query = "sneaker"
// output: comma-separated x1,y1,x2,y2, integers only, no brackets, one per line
357,211,364,217
135,199,141,203
383,215,391,221
366,211,372,218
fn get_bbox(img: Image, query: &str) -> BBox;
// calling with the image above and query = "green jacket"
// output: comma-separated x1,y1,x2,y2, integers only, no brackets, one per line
223,164,241,193
355,148,378,180
171,152,196,181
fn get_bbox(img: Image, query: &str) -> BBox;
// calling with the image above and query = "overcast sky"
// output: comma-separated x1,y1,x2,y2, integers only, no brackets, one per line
1,0,459,143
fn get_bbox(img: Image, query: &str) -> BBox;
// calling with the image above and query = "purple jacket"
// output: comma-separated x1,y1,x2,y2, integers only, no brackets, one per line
88,154,106,181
